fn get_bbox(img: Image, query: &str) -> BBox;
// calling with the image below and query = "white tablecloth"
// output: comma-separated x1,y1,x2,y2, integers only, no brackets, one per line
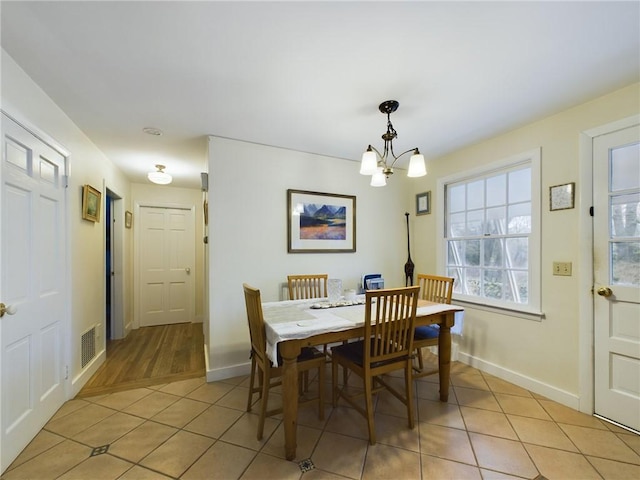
262,297,464,366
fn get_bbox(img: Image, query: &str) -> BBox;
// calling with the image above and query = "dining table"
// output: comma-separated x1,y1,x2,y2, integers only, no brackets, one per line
262,295,464,460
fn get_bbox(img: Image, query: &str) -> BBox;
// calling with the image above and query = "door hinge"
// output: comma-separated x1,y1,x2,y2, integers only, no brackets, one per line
589,206,594,216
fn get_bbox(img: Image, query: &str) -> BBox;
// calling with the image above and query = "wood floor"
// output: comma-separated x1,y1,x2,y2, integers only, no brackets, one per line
77,322,205,398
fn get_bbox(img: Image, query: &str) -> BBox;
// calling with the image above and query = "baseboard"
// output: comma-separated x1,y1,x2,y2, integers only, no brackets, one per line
206,361,251,382
457,351,580,410
69,349,106,398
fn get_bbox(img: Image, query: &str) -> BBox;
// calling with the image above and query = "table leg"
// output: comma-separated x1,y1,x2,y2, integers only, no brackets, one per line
438,313,452,402
279,342,300,460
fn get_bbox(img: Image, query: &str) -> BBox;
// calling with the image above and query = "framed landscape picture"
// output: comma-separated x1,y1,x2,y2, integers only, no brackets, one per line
287,189,356,253
82,184,101,222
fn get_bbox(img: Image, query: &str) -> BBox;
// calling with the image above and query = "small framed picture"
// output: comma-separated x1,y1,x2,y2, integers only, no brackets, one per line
82,184,101,222
550,182,575,211
416,191,431,215
125,211,133,228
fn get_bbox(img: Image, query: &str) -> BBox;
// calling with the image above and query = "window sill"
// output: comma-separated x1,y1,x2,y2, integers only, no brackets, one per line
452,298,545,322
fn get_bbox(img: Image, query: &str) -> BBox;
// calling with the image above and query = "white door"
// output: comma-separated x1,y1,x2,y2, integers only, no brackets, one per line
138,206,194,327
593,124,640,431
1,114,67,471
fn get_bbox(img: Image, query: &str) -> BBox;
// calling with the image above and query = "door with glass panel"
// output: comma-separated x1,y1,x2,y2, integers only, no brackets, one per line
593,125,640,431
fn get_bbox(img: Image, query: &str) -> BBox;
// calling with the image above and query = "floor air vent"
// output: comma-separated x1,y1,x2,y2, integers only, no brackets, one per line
81,326,96,368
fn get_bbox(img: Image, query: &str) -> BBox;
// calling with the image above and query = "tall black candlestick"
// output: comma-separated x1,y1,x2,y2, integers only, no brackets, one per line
404,212,414,286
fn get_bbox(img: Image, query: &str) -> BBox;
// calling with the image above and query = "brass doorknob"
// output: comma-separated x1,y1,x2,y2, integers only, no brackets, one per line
596,287,613,297
0,303,17,318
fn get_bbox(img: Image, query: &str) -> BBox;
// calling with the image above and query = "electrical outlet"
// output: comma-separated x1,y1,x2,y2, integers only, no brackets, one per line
553,261,572,276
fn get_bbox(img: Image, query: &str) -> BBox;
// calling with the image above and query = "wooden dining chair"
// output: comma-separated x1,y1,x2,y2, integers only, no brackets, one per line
243,284,325,440
413,274,455,378
331,286,420,445
287,274,328,300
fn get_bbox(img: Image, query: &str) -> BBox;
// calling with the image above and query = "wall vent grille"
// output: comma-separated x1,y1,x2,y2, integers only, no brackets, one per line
81,326,96,368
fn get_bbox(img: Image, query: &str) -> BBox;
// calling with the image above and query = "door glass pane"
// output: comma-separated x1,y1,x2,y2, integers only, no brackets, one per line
611,242,640,286
611,142,639,191
611,193,640,237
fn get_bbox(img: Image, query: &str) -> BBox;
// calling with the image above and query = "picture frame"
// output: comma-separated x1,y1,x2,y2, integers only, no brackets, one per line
125,211,133,228
416,191,431,215
82,184,101,222
287,189,356,253
549,182,575,211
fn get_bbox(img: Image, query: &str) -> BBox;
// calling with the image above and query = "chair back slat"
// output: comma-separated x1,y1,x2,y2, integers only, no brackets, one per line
287,274,328,300
416,274,454,304
243,283,268,364
364,286,420,365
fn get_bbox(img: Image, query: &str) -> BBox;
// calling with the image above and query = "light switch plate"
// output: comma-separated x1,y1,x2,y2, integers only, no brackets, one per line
553,262,572,276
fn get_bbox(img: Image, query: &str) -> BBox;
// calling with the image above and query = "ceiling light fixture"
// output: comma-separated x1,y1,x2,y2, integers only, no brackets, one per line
360,100,426,187
143,127,163,136
147,164,172,185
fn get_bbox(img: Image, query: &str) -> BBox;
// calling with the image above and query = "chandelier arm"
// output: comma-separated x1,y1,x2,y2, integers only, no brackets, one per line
389,147,419,168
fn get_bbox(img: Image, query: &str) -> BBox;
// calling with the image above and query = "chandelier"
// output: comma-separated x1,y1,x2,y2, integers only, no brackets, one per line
147,164,173,185
360,100,426,187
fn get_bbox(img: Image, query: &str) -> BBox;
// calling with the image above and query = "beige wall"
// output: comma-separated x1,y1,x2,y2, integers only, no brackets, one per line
408,83,640,408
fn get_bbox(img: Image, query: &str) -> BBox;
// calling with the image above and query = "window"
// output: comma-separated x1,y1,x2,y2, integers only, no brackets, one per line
442,149,541,314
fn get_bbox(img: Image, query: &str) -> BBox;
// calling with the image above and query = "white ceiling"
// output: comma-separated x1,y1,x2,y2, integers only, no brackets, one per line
2,1,639,189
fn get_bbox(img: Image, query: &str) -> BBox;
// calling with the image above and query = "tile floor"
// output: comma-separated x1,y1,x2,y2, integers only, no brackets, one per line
2,358,639,480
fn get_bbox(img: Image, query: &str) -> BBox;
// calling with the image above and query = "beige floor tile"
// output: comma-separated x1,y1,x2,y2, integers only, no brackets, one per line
150,397,210,428
415,379,457,404
183,403,244,438
416,398,465,429
421,454,483,479
157,376,205,396
450,372,490,391
240,452,303,480
89,387,154,410
73,411,145,447
538,400,609,429
483,375,533,397
117,465,173,479
182,441,257,480
460,407,518,440
508,415,578,452
261,423,322,461
588,455,640,480
57,452,133,480
479,469,526,479
186,380,235,404
454,386,502,411
217,385,253,411
44,403,116,437
524,444,601,479
375,387,417,419
5,430,65,469
219,411,280,451
362,443,421,479
559,423,640,464
495,394,551,420
219,374,251,386
139,429,214,478
108,420,178,463
297,400,332,430
312,431,368,479
418,423,477,465
373,412,420,452
122,390,181,418
300,468,348,480
49,398,91,422
619,431,640,455
323,405,371,441
469,433,537,478
2,439,91,480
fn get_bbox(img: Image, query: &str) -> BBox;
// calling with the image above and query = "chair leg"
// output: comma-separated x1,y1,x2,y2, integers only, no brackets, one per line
332,356,339,407
317,363,325,421
405,362,415,429
247,357,257,412
364,374,376,445
416,346,424,371
342,341,348,384
257,367,270,441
